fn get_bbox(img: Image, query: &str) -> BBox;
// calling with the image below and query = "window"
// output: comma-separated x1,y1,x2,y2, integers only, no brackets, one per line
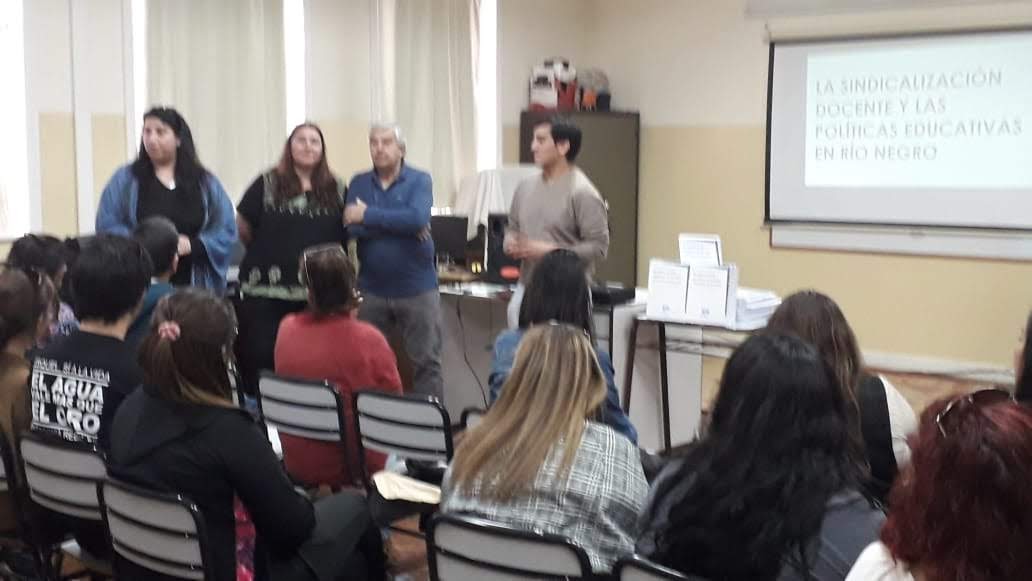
475,0,498,171
0,0,30,238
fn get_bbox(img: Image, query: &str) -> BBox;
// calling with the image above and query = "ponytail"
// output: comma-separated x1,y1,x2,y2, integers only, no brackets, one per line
137,290,237,409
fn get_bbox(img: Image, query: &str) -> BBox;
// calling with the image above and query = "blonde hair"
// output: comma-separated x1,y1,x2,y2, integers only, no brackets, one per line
449,323,606,501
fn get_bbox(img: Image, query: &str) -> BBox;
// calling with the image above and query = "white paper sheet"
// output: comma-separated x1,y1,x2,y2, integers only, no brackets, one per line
646,260,689,320
685,266,731,325
678,233,722,266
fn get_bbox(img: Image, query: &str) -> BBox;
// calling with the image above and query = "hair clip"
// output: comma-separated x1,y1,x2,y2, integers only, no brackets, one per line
158,321,181,342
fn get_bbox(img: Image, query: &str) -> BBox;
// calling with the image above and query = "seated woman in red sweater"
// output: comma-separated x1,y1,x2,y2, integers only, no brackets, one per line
274,243,402,489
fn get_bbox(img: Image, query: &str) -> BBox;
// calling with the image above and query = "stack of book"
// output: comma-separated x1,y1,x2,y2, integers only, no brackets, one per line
733,288,781,330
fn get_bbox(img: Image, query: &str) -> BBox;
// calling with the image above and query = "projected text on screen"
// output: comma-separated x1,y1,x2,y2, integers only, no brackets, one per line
804,39,1032,189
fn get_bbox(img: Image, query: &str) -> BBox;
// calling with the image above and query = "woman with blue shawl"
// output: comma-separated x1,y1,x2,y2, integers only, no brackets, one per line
96,107,236,293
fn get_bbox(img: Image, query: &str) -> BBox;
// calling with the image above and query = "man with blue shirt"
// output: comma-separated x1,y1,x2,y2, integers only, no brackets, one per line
344,123,443,399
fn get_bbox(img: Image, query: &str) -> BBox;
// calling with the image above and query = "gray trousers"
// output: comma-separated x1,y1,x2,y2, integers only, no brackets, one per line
359,289,444,399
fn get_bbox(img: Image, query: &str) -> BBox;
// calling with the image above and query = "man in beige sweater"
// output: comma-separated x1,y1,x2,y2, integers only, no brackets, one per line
504,117,610,327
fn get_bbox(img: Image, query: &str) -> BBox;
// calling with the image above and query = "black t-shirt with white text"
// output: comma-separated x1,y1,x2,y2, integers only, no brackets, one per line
29,330,143,450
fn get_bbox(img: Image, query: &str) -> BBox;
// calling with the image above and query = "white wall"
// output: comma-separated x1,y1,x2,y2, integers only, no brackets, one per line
498,0,593,125
588,0,1032,126
591,0,768,125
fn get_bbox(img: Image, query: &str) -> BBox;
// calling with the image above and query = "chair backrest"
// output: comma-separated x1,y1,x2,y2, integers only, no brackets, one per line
427,513,593,580
228,363,242,409
99,478,211,581
614,556,692,581
19,432,106,520
460,407,486,430
257,372,346,442
353,390,453,464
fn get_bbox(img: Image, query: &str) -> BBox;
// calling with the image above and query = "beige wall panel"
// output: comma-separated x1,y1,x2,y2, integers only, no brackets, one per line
637,125,1032,366
92,115,129,207
38,113,78,237
315,119,380,185
498,0,593,125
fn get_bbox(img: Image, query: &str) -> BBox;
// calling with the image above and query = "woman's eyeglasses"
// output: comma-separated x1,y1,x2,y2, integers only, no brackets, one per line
935,388,1013,438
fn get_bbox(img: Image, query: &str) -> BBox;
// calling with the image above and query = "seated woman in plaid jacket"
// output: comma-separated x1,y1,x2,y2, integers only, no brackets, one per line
441,322,648,573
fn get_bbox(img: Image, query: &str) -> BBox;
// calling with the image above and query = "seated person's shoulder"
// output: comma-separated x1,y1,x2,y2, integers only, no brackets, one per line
586,421,638,457
1,351,30,372
277,312,306,333
0,355,30,389
211,405,259,429
193,403,261,444
353,318,387,338
494,328,522,348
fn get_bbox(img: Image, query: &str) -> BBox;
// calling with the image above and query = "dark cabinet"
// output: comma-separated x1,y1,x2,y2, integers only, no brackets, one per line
519,110,640,287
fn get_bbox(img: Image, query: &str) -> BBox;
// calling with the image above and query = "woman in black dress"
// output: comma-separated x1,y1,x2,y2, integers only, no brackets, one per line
234,122,347,396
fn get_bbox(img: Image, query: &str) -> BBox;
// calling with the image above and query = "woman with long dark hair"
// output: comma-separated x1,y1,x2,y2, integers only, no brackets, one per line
96,106,236,292
234,122,347,396
0,266,54,532
638,334,883,580
487,249,637,443
108,289,385,581
847,392,1032,580
765,291,918,504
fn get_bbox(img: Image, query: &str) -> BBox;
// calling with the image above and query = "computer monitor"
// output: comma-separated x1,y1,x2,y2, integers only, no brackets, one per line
484,213,520,283
430,215,469,266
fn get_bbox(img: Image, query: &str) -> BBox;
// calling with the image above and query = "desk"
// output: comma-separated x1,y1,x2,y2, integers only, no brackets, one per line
437,283,647,422
623,316,752,451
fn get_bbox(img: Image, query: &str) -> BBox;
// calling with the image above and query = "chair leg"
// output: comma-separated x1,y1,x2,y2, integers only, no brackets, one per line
51,550,64,580
31,549,47,580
